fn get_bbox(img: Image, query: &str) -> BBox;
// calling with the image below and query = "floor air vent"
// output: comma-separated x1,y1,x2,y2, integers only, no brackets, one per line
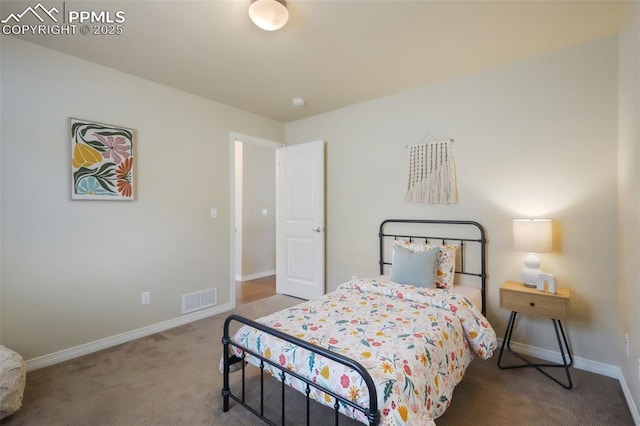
182,288,217,314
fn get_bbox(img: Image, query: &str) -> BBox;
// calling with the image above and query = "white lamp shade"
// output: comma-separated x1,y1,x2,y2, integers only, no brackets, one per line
513,219,552,253
249,0,289,31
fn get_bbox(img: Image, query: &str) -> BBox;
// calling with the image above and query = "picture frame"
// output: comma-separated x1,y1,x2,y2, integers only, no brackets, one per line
70,118,136,201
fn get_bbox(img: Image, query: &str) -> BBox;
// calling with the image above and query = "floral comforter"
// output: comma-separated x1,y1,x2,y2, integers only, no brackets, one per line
231,278,497,425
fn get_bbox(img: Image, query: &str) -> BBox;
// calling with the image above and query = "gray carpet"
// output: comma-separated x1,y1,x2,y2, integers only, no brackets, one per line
4,295,635,425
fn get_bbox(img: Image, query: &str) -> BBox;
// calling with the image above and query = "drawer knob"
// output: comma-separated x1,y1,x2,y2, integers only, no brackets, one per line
529,302,535,307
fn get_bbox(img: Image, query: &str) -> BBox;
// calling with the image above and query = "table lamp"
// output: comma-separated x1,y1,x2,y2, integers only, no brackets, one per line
513,219,552,287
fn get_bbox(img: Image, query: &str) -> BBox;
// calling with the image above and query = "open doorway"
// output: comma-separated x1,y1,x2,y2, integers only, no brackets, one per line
230,133,284,306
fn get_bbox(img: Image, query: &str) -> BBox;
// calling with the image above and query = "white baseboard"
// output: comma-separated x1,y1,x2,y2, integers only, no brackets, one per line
236,269,275,282
498,338,639,424
619,371,640,425
497,338,619,378
25,302,233,372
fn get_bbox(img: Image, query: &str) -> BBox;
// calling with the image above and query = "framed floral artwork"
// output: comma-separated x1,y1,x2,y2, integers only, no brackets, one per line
70,118,135,200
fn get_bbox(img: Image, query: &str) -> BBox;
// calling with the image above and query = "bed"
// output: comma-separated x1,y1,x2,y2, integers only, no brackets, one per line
222,219,497,425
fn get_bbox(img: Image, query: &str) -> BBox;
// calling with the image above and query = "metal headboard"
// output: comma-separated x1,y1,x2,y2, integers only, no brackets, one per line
378,219,488,315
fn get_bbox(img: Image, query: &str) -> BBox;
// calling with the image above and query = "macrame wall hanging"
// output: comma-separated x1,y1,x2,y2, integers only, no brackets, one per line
405,135,458,204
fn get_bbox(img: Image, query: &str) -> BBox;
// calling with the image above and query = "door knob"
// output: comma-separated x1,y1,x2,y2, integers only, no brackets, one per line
311,227,322,233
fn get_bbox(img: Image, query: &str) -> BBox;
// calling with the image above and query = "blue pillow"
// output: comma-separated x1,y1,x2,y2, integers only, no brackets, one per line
390,245,440,288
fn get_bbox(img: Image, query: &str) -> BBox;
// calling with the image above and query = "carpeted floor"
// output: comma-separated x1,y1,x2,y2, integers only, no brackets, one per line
4,294,635,425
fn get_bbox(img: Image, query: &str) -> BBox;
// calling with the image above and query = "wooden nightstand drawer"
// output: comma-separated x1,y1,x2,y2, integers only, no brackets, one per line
500,281,569,320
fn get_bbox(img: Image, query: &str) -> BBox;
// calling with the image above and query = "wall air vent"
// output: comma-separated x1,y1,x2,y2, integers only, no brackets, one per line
181,288,217,314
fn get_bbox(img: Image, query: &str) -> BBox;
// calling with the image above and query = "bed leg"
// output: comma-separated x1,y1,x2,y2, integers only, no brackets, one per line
281,371,286,425
222,388,230,412
221,328,231,412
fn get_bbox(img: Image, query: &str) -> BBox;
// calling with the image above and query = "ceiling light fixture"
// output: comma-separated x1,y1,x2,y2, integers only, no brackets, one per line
248,0,289,31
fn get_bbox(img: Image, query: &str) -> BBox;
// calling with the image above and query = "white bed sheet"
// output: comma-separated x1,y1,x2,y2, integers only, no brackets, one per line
451,284,482,308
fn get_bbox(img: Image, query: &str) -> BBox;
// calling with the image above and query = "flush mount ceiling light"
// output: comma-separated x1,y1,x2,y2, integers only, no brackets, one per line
249,0,289,31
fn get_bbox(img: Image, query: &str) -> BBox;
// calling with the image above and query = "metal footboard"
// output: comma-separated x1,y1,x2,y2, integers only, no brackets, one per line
222,314,380,426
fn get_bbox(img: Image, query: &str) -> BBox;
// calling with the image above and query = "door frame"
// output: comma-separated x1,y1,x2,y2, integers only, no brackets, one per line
229,132,284,308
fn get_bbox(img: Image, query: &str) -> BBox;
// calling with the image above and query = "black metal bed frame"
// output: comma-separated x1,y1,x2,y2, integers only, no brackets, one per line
221,219,488,425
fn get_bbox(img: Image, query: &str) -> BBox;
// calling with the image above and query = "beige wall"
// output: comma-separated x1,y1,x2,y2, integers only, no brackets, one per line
286,37,619,366
241,143,276,278
0,37,284,360
618,0,640,413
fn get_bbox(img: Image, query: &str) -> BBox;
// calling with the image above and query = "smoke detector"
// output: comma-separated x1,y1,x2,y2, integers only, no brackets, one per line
292,97,305,107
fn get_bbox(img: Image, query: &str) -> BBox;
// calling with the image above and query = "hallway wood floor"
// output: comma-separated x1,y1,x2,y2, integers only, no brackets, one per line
236,275,276,305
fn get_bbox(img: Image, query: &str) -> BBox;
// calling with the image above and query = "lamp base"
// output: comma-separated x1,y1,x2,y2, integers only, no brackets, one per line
522,266,543,287
521,252,543,287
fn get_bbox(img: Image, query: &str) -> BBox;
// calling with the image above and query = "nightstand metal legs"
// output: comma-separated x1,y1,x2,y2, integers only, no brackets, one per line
497,311,573,389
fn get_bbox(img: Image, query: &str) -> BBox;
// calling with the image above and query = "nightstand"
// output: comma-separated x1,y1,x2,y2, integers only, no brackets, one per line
497,280,573,389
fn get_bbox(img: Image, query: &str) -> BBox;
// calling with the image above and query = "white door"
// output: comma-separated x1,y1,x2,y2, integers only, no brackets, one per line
276,141,325,299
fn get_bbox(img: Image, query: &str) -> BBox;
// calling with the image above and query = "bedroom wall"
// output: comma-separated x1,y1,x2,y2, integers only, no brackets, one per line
285,37,619,366
618,0,640,414
240,143,276,279
0,36,284,360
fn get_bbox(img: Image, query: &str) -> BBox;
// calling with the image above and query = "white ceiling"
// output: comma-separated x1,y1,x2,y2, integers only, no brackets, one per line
2,0,629,122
